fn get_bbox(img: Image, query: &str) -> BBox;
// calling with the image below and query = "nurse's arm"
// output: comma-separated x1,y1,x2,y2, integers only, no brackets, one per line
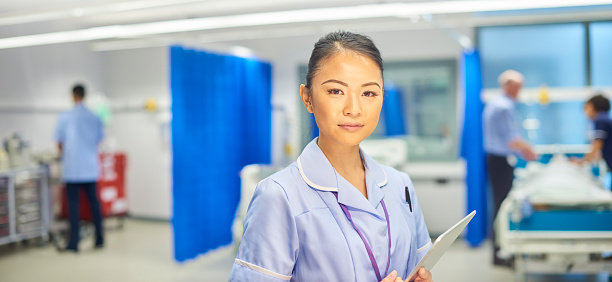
229,178,298,281
582,139,604,163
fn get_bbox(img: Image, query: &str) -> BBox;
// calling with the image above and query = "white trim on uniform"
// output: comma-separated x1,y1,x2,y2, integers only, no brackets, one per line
234,258,292,281
297,156,339,192
417,240,432,253
298,156,388,190
594,130,608,139
377,169,388,187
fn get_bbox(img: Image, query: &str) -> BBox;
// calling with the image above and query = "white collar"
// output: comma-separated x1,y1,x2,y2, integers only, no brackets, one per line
296,138,388,192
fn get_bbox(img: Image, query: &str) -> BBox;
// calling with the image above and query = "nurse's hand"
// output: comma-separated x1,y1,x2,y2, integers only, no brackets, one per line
410,267,433,282
569,157,584,165
381,270,403,282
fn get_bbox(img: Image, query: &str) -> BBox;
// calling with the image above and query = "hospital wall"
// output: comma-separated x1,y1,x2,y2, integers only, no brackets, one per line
101,47,172,219
0,42,105,153
0,43,172,219
0,27,471,220
0,42,105,140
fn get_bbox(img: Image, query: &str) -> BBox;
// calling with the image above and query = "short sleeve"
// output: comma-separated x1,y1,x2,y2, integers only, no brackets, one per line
404,174,432,263
54,114,66,144
229,178,299,282
593,120,608,140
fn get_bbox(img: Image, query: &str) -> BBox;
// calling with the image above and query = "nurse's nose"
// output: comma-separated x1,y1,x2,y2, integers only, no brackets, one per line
343,92,362,117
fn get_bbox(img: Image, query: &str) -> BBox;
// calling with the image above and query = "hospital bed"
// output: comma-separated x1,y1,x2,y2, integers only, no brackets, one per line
496,155,612,281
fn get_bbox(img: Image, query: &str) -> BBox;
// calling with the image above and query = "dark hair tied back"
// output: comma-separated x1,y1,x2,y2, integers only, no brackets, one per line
305,31,383,90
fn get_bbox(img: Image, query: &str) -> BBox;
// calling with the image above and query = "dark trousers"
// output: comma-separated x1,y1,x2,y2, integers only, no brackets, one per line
486,154,515,259
66,182,104,250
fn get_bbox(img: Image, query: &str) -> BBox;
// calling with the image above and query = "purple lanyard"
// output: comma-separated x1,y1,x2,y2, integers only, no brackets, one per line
333,192,391,282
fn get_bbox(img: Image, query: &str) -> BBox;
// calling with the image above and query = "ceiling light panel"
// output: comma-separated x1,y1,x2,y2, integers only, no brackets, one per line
1,0,612,49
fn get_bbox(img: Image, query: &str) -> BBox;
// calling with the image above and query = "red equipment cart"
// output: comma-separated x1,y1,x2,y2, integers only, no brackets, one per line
60,153,128,220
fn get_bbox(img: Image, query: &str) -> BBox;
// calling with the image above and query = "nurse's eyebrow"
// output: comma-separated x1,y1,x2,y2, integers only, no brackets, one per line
361,82,381,89
321,79,381,89
321,79,348,87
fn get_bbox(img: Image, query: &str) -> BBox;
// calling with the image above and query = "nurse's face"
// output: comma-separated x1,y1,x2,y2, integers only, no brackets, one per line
300,51,384,147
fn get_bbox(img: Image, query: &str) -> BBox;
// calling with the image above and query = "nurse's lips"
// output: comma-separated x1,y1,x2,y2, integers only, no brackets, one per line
338,123,364,131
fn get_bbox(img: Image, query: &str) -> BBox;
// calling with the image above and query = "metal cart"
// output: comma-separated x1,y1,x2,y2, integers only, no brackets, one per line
0,167,51,247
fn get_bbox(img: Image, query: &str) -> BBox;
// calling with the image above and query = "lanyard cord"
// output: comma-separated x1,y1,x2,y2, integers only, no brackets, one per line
333,192,391,281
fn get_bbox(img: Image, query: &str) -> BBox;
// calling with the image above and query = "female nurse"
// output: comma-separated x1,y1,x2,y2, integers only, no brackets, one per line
229,31,434,282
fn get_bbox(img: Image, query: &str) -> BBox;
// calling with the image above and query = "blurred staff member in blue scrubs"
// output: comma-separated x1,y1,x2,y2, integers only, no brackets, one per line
55,84,105,252
230,31,433,282
572,94,612,188
483,70,536,267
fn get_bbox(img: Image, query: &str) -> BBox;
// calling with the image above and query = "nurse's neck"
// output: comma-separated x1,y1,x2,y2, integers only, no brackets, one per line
317,136,368,199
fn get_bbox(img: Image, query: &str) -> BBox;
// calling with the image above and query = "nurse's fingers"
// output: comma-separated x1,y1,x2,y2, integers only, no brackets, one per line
414,267,432,282
381,270,398,282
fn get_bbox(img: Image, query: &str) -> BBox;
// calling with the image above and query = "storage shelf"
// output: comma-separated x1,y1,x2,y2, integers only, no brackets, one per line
0,167,50,246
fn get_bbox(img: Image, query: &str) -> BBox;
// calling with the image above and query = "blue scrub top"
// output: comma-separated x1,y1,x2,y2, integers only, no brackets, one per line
593,112,612,170
230,138,432,282
483,93,520,157
54,103,104,182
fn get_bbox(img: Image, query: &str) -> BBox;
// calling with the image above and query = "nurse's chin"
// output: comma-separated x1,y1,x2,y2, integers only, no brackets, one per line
332,135,370,148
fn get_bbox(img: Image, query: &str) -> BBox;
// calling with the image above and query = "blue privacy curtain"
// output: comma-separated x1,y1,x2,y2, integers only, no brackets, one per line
459,49,488,247
309,113,319,140
382,83,407,136
170,46,272,262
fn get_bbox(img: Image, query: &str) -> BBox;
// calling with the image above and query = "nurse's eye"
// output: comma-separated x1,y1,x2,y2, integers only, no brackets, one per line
327,88,343,95
363,91,378,97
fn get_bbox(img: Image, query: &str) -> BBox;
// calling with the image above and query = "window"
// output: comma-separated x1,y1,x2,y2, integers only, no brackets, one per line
515,102,589,145
479,23,587,88
590,21,612,86
381,60,458,161
478,23,597,146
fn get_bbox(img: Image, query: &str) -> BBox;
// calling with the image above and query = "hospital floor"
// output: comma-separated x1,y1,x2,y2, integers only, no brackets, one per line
0,219,608,282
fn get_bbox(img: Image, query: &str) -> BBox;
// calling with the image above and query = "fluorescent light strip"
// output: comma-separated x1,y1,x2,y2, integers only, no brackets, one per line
0,11,73,26
1,0,612,50
0,0,203,26
90,27,319,51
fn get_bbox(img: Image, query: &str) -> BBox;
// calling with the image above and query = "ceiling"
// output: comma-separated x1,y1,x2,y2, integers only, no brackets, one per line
1,0,611,51
0,0,406,26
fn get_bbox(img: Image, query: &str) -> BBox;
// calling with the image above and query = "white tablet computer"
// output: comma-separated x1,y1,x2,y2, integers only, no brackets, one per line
405,210,476,282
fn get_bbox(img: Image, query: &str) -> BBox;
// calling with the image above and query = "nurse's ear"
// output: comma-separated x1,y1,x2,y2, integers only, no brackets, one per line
300,84,314,113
